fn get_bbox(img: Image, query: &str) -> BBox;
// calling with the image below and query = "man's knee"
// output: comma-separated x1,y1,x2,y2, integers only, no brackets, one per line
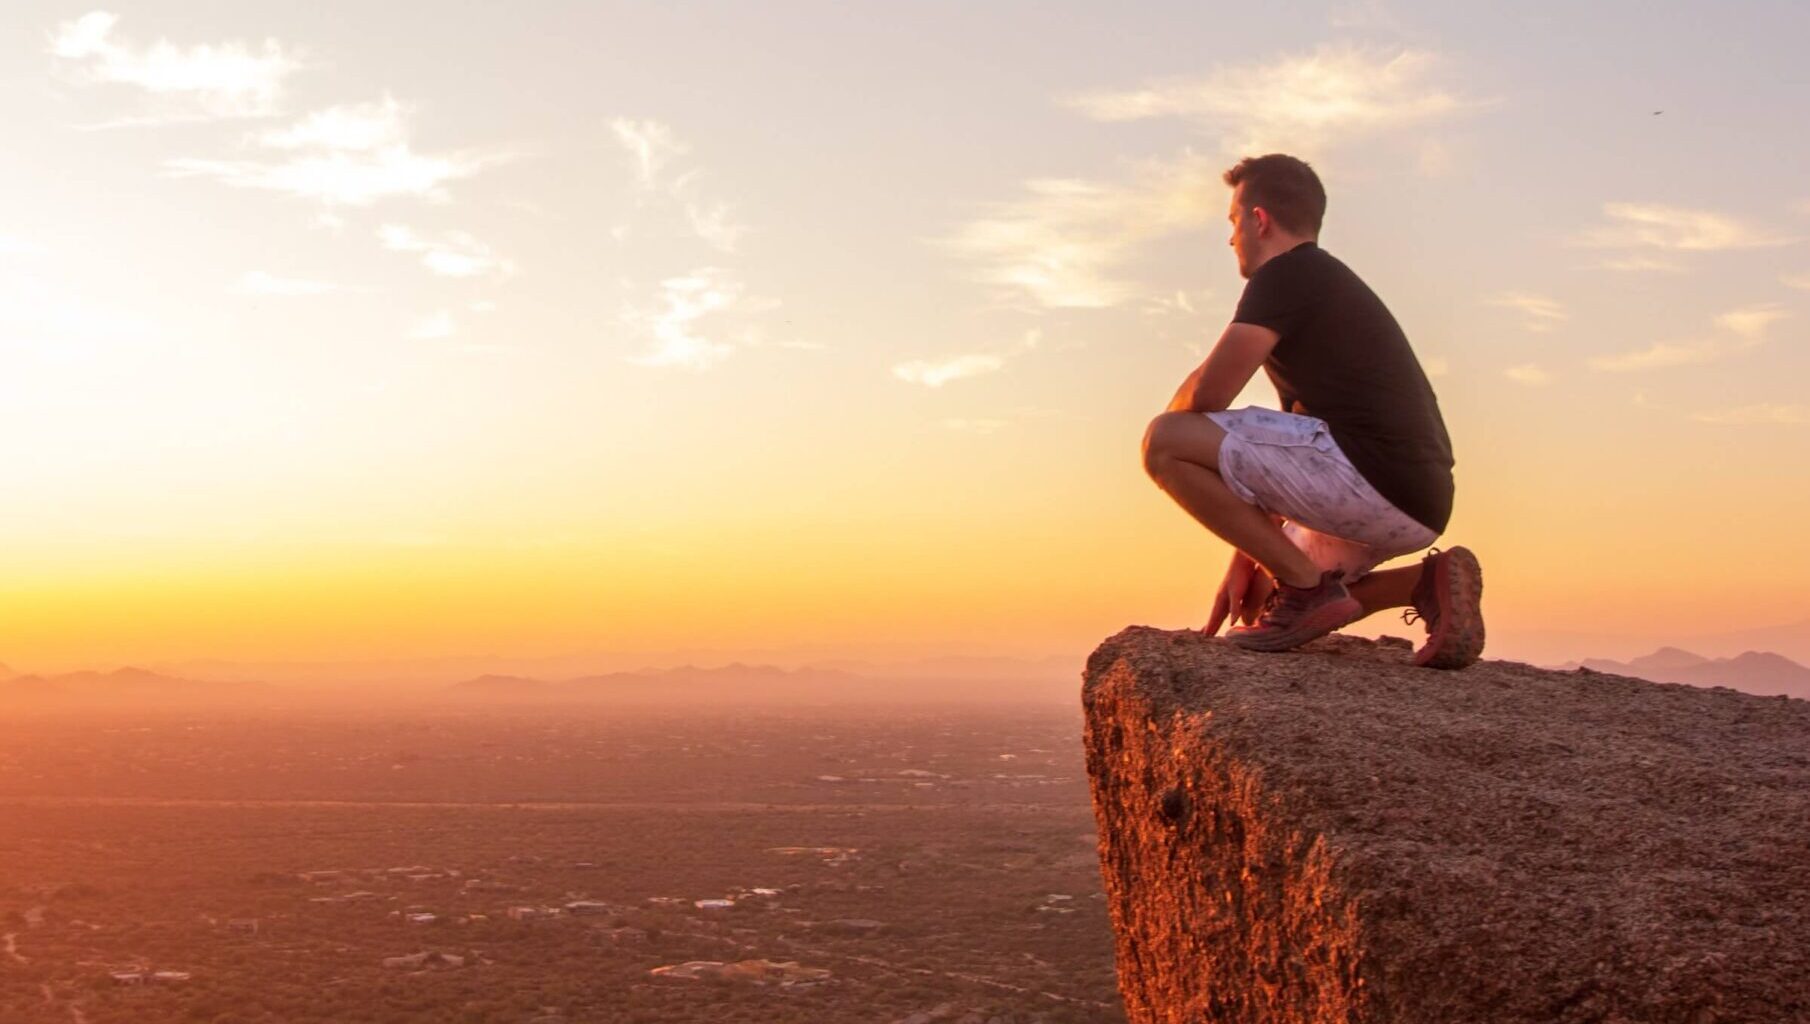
1142,410,1216,480
1141,412,1184,480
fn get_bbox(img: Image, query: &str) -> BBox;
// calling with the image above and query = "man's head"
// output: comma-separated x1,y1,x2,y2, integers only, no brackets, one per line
1224,154,1326,278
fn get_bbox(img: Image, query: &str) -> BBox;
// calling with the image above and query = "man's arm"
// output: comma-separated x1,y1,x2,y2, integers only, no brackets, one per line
1165,322,1281,413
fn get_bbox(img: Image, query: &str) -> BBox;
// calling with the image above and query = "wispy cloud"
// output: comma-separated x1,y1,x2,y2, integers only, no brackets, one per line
1504,363,1550,386
1715,303,1788,340
258,95,405,150
610,117,744,253
167,99,494,205
378,224,513,277
1067,46,1472,155
1574,202,1794,252
606,121,773,365
892,329,1040,387
49,11,300,121
0,235,34,257
167,148,484,206
1784,271,1810,291
1591,254,1684,273
950,47,1476,309
1692,403,1809,425
1590,304,1787,372
945,156,1223,308
1590,340,1725,372
1486,292,1566,332
235,270,343,295
1140,288,1211,317
610,118,686,190
407,310,455,340
892,354,1007,388
621,269,744,370
685,202,745,253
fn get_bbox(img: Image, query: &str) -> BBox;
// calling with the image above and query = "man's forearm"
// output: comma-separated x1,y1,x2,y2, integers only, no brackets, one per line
1166,363,1213,413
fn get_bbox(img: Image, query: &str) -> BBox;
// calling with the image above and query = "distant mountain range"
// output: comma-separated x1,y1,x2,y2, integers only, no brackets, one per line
143,649,1088,689
448,661,1073,705
0,666,270,708
1556,647,1810,700
0,655,1078,710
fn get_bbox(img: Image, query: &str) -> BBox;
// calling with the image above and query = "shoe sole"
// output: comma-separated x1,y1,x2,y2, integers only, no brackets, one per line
1227,595,1365,653
1415,546,1484,669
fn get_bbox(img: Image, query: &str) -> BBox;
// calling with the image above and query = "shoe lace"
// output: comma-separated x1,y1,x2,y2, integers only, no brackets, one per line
1255,572,1336,625
1401,547,1443,628
1255,583,1291,624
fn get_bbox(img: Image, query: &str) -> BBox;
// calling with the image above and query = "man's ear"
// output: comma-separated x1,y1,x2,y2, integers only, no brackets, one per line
1252,206,1272,236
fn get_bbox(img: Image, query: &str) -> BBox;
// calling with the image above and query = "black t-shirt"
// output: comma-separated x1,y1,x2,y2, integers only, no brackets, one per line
1231,241,1454,533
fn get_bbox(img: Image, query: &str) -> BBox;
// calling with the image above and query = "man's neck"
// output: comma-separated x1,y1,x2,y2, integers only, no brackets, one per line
1251,234,1317,274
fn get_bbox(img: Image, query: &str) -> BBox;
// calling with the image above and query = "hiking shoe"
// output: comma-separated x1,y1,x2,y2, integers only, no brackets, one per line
1404,546,1485,669
1227,570,1363,653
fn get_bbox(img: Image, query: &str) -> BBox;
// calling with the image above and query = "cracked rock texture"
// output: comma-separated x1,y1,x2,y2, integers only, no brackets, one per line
1082,628,1810,1024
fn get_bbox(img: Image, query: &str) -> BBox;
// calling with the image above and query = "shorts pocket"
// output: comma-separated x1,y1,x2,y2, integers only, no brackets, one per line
1211,409,1329,448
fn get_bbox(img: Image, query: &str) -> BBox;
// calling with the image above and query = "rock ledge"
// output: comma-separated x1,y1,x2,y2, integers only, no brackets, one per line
1082,628,1809,1024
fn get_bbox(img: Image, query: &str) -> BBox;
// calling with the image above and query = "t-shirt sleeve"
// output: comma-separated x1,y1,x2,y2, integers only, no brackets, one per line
1231,257,1311,337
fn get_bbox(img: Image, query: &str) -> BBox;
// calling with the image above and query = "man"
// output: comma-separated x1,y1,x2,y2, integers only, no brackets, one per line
1140,153,1483,668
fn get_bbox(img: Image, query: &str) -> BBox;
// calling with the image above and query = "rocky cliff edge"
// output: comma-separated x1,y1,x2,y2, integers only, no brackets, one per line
1082,628,1809,1024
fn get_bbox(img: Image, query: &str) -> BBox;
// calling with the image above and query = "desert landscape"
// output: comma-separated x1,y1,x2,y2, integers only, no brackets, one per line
0,690,1121,1024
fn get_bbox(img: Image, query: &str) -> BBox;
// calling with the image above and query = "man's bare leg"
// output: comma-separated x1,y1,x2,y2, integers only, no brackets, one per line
1348,564,1420,619
1142,411,1322,589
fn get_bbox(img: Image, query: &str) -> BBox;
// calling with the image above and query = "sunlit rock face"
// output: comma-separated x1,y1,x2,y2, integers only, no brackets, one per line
1082,628,1810,1024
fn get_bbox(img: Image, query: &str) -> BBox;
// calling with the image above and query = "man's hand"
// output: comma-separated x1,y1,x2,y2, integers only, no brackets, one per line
1205,550,1270,635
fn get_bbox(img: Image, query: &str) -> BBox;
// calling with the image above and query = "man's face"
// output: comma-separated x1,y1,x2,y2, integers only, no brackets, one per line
1227,185,1260,279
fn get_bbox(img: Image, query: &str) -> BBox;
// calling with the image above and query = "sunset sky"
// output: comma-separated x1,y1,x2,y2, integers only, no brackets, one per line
2,1,1807,675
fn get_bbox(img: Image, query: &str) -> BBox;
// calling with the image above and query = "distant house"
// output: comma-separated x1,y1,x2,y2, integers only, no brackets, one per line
693,899,735,912
228,918,260,936
110,972,145,986
311,891,377,905
151,971,192,984
649,960,725,981
564,900,613,916
405,913,438,925
382,951,466,970
506,906,544,921
765,846,859,867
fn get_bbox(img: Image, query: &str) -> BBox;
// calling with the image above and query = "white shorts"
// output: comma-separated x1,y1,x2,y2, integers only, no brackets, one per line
1206,406,1438,581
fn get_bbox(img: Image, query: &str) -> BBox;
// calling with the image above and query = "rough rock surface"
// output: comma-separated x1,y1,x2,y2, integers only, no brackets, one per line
1082,628,1810,1024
